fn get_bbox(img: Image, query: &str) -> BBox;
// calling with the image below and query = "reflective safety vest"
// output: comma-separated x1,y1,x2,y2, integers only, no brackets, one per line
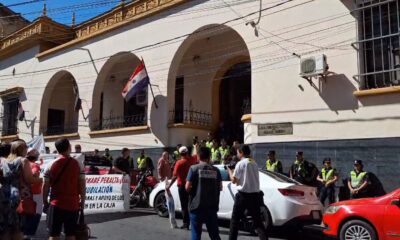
211,148,220,163
173,151,180,160
321,168,335,181
350,170,367,188
266,159,280,172
137,156,147,169
294,160,308,178
206,141,213,149
218,146,230,159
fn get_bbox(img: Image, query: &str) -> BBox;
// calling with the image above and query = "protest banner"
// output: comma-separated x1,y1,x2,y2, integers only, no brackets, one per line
37,154,130,214
84,174,131,214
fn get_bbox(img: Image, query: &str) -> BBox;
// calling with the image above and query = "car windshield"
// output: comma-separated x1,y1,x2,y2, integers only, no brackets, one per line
260,169,299,184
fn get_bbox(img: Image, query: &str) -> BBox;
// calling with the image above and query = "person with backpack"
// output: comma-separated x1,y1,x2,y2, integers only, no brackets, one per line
42,138,86,240
0,140,42,240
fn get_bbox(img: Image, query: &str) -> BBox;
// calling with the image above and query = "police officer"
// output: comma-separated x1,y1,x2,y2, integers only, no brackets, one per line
317,158,338,205
218,139,230,161
206,132,214,149
210,140,221,164
227,145,268,240
186,147,222,240
289,151,318,186
348,160,370,199
265,150,283,174
137,150,148,171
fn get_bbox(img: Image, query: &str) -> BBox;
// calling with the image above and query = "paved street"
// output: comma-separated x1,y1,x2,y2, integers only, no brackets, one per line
34,209,324,240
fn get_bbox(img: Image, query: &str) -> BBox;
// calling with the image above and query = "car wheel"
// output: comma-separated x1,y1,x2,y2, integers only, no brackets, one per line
339,220,377,240
154,192,169,218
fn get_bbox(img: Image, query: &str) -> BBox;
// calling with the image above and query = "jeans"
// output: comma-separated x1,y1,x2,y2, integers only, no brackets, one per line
190,209,221,240
319,186,335,206
229,192,268,240
178,186,190,226
21,214,41,236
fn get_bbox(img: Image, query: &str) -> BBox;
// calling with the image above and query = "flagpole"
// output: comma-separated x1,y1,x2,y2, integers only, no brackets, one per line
141,57,158,109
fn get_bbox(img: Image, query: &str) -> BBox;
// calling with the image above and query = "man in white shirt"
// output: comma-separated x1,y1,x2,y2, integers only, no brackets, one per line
227,145,268,240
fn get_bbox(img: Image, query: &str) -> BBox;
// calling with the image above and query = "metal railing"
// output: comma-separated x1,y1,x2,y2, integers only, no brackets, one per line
169,109,212,127
356,0,400,89
91,114,147,131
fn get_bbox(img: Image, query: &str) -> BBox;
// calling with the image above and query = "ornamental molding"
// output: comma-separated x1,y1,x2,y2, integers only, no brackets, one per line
0,0,185,60
38,0,186,59
0,16,73,60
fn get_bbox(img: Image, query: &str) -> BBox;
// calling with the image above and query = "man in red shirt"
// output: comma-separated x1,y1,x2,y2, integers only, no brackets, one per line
43,138,86,240
167,146,194,230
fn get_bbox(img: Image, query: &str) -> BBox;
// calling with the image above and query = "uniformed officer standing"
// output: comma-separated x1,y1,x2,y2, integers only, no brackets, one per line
186,147,222,240
348,160,370,199
316,158,338,205
265,150,283,174
289,151,318,186
227,145,268,240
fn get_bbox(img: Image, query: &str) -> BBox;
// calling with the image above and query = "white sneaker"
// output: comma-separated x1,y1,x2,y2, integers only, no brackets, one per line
171,224,178,229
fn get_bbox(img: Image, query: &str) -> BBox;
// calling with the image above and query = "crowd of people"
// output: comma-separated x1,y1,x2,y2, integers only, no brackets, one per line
0,138,85,240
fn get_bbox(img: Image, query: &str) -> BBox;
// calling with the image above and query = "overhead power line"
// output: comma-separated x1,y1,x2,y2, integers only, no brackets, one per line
1,0,46,8
0,0,310,78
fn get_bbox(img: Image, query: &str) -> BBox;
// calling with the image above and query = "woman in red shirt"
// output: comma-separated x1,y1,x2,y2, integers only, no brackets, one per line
23,148,43,239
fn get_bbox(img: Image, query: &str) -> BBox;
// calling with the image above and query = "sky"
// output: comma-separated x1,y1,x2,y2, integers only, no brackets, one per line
2,0,124,25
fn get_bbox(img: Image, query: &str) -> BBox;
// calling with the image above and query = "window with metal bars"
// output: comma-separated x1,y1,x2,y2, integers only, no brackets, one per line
357,0,400,89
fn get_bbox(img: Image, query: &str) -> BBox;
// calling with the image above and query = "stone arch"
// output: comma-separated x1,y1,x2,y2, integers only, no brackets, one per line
40,70,79,135
167,24,251,142
91,52,146,131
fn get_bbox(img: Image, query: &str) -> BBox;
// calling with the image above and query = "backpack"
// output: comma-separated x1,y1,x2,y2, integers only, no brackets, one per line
1,157,22,208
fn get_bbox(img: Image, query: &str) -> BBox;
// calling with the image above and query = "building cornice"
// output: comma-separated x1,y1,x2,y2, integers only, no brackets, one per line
0,16,73,60
37,0,186,59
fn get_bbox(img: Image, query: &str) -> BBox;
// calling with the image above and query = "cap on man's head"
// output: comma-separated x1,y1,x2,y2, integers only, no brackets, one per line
179,146,188,154
296,151,303,156
354,160,363,166
268,150,275,155
323,158,331,164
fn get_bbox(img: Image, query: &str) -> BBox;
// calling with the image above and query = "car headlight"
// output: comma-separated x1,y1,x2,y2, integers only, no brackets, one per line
324,206,341,215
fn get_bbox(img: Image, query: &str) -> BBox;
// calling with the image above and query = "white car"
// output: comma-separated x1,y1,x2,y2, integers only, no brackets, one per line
149,165,323,230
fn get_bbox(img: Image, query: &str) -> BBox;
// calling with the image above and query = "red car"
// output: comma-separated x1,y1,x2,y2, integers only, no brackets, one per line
323,188,400,240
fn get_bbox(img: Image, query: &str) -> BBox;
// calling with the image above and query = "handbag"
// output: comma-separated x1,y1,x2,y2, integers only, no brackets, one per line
16,198,37,215
75,209,90,240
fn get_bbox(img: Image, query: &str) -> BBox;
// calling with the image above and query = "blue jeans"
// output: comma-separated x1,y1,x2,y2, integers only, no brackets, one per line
190,209,221,240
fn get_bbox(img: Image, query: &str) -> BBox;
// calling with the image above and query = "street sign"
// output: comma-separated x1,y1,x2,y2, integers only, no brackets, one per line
258,122,293,136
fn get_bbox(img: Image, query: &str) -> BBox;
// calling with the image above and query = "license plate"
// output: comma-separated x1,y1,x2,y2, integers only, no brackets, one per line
312,210,321,220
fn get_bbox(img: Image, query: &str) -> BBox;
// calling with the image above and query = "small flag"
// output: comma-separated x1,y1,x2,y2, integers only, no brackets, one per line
122,61,150,102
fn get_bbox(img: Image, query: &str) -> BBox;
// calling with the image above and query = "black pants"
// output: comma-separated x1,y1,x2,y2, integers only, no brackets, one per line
47,205,78,237
319,186,335,205
229,192,268,240
178,186,190,226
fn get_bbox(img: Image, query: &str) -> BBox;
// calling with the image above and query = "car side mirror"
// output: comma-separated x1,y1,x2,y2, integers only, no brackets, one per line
391,199,400,207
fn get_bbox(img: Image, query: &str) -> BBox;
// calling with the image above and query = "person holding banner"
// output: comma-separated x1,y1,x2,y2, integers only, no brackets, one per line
113,148,131,175
43,138,86,240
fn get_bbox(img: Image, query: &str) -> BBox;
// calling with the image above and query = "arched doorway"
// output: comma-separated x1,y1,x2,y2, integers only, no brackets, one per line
91,52,147,131
167,24,250,144
40,71,79,135
219,62,251,143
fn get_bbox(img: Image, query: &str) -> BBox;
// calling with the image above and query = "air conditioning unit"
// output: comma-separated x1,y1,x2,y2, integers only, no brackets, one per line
300,54,328,78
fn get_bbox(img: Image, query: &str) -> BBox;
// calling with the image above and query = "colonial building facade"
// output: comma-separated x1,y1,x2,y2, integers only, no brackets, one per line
0,0,399,191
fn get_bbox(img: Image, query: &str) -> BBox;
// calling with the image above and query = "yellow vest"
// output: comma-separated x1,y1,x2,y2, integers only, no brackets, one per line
351,170,367,188
211,148,220,163
218,146,230,159
266,159,280,172
137,156,147,169
321,168,335,181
